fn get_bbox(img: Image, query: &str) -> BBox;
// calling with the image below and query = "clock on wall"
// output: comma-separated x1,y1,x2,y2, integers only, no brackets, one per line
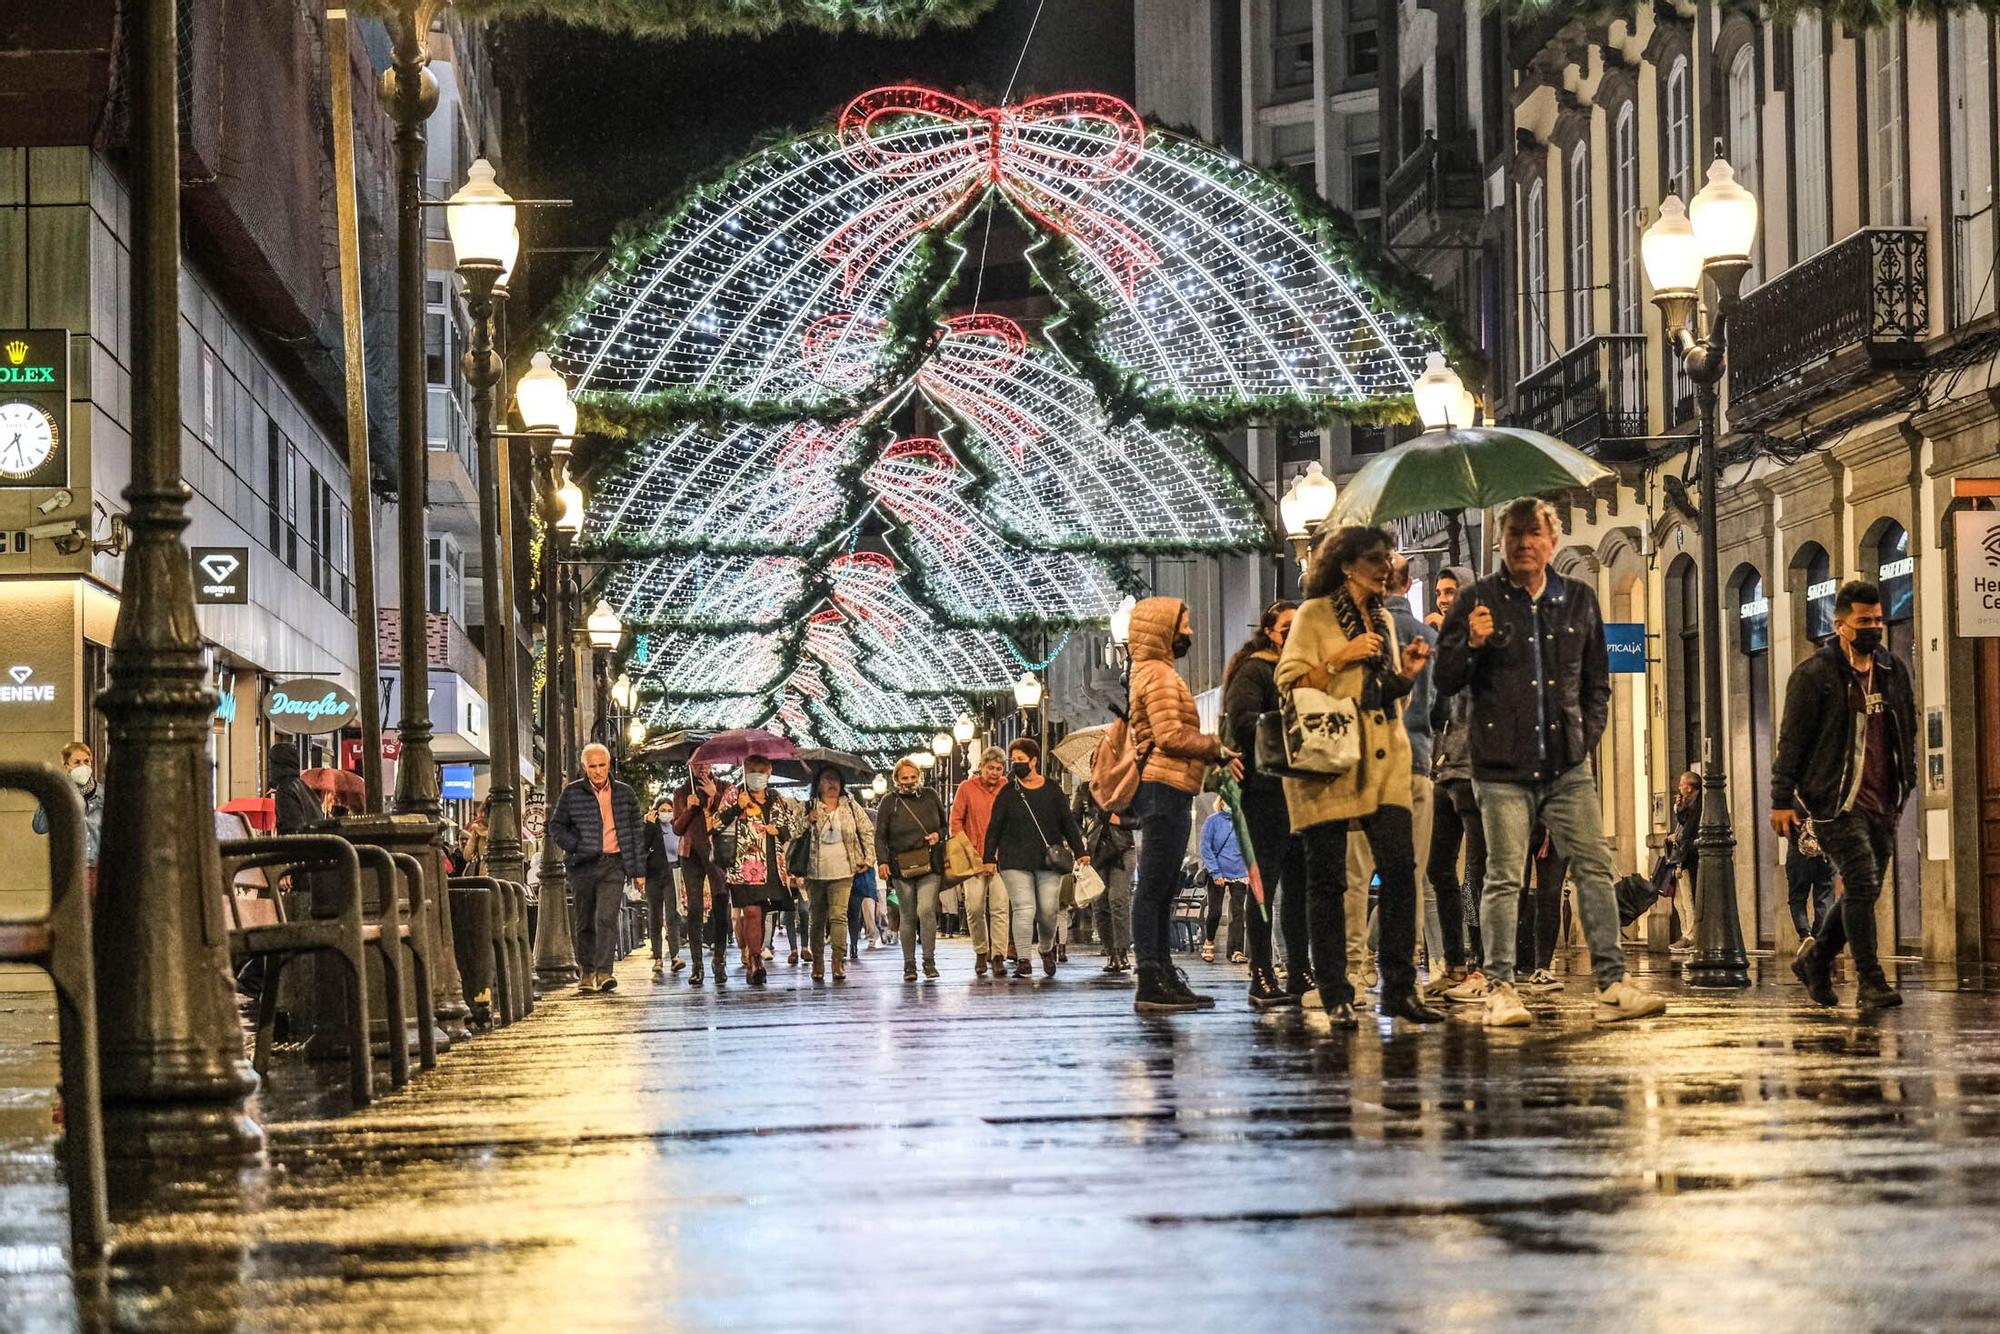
0,330,70,489
0,400,59,480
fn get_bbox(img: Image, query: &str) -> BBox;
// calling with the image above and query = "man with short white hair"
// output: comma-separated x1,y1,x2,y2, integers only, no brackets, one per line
1434,496,1665,1027
548,742,646,993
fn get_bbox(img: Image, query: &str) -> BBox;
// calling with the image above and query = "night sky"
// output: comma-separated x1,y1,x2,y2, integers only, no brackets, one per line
494,0,1136,329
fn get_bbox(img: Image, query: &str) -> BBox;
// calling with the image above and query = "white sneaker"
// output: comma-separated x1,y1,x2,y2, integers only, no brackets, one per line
1520,968,1564,995
1483,983,1533,1027
1443,971,1490,1004
1595,978,1666,1022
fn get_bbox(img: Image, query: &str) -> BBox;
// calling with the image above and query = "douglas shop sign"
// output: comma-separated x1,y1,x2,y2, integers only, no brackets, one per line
264,678,359,736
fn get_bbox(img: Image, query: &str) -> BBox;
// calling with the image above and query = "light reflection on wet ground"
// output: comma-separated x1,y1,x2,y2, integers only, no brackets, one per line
6,947,2000,1330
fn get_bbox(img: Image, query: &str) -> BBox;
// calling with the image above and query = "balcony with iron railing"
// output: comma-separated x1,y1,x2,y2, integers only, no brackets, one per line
1727,227,1929,425
1383,133,1484,252
1512,333,1650,463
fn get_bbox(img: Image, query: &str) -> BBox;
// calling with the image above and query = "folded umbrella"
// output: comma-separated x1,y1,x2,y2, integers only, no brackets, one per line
1326,425,1613,527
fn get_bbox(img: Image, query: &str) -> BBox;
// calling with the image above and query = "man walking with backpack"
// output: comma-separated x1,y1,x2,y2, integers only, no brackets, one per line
1774,580,1917,1010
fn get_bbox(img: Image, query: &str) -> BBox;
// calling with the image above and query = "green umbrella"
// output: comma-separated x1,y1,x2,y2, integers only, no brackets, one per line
1325,426,1614,527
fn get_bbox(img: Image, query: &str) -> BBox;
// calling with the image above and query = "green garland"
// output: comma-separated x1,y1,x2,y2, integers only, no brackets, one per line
1481,0,1991,26
354,0,995,39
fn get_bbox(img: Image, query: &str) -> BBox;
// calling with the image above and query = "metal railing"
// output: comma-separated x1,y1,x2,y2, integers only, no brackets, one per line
1383,133,1484,245
1512,333,1650,460
1729,227,1929,405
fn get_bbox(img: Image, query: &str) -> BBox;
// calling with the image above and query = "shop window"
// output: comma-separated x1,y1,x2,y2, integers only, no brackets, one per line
1800,543,1835,642
1736,569,1770,654
1874,520,1914,622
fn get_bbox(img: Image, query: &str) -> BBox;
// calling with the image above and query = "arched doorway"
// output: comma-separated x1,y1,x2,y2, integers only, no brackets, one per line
1663,555,1702,782
1792,540,1836,649
1862,518,1921,950
1732,564,1775,945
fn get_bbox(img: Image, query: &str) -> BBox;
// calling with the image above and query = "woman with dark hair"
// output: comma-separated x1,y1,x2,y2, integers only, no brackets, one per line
802,764,873,983
1275,526,1445,1027
1221,599,1311,1009
984,736,1089,979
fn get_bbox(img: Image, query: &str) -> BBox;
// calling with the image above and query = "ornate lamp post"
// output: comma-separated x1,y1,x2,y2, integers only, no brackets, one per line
1012,671,1045,741
1408,353,1482,566
1279,461,1338,570
519,352,583,987
1641,144,1758,990
93,0,262,1157
448,159,526,891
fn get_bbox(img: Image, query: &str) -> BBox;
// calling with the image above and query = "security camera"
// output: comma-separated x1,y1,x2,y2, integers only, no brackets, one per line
26,518,85,541
35,489,73,516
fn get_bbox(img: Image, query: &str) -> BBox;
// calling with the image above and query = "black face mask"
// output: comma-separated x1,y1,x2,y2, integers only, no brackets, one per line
1011,761,1032,780
1171,633,1192,659
1849,627,1884,657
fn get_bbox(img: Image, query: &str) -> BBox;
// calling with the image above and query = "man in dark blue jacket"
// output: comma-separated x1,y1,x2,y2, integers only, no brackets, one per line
1435,497,1664,1027
548,742,646,993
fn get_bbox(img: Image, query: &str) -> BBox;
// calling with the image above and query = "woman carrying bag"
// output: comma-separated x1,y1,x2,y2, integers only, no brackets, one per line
1275,525,1444,1029
875,757,948,983
802,765,874,983
984,737,1089,980
1221,599,1310,1009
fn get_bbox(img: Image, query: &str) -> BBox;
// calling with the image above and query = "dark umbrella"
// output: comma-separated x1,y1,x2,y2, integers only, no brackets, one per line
628,729,704,764
772,747,873,786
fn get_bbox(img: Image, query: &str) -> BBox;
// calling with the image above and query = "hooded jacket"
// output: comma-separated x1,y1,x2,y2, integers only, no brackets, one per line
1126,596,1221,794
1770,638,1917,819
268,742,325,836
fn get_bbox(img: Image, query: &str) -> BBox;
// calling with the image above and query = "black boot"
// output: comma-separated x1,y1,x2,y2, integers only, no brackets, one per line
1856,974,1903,1009
1135,963,1201,1013
1791,937,1836,1007
1380,991,1445,1023
1248,966,1296,1010
1286,965,1316,998
1162,962,1216,1009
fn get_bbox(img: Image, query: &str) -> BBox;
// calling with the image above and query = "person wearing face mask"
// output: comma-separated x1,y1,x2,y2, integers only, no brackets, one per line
1126,596,1242,1012
1773,580,1917,1010
951,749,1014,978
876,757,948,982
713,755,804,987
1221,600,1310,1007
982,738,1089,979
34,740,105,894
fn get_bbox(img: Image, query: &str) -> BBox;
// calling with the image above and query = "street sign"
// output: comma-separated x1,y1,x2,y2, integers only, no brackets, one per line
191,546,250,604
441,764,475,800
0,329,69,489
264,677,360,736
1953,509,2000,636
1604,622,1647,673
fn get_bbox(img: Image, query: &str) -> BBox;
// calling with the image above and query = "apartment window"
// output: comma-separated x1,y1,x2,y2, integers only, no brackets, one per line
1612,104,1640,331
1568,140,1592,343
1351,150,1382,215
1949,12,1996,324
308,466,325,592
265,419,283,553
425,312,448,388
428,535,465,624
1273,0,1314,93
1400,78,1425,160
1868,26,1907,225
1665,57,1692,200
1726,45,1762,284
1348,28,1379,79
1525,179,1550,372
1794,13,1831,258
283,444,299,571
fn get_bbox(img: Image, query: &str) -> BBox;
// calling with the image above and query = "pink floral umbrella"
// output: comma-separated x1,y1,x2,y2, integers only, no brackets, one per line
688,727,801,767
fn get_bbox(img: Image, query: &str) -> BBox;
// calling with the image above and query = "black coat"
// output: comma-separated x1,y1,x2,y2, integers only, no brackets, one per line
1221,653,1284,793
548,777,647,878
874,788,949,881
1433,571,1609,785
643,817,674,883
1771,640,1917,820
984,779,1086,873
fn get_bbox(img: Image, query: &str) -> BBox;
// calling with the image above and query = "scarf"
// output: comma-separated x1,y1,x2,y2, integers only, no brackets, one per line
1330,582,1396,711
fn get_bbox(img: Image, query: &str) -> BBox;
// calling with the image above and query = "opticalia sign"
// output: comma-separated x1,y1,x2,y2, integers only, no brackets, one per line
0,664,55,703
263,677,360,736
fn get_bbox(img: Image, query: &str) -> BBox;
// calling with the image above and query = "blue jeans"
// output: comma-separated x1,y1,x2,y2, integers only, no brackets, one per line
1472,764,1626,989
1131,781,1194,968
1000,868,1063,959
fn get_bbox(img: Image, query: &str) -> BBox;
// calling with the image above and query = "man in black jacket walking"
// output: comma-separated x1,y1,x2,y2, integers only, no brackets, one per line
1773,580,1916,1009
548,742,646,994
1434,497,1664,1027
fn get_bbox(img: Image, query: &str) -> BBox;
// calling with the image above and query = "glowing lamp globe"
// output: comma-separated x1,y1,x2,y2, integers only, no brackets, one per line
931,731,953,757
446,158,516,271
516,352,577,438
1108,595,1135,646
627,719,647,746
496,225,522,290
610,672,634,710
914,750,936,770
553,464,586,537
1410,352,1478,431
952,716,975,744
1278,461,1338,540
586,599,623,652
871,774,887,796
1012,673,1044,710
1688,156,1758,266
1640,195,1703,298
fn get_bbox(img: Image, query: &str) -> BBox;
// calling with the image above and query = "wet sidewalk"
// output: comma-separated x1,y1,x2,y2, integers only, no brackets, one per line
5,941,2000,1331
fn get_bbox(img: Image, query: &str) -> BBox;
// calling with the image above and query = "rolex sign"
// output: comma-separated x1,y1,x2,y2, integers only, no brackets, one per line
264,678,359,736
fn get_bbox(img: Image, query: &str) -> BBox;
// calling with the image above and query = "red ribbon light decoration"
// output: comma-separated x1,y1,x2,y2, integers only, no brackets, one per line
828,552,914,638
804,312,1042,461
824,85,1160,298
862,438,969,559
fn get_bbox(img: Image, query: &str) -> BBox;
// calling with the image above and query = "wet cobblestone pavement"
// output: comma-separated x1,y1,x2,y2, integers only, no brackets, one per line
6,943,2000,1331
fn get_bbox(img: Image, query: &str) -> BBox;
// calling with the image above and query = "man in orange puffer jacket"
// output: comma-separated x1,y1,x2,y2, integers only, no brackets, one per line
1126,596,1242,1012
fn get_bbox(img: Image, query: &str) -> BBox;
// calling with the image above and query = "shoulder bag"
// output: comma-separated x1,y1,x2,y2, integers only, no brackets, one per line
1015,782,1076,874
889,794,939,880
1278,684,1362,777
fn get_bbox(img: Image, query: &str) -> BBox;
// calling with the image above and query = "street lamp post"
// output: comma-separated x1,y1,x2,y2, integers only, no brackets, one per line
449,160,526,891
519,352,583,986
92,0,262,1158
1012,671,1045,743
1642,145,1758,989
1279,461,1338,577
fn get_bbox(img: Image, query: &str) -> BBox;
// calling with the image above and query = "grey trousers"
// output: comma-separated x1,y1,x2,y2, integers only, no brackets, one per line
895,873,941,967
571,856,627,975
1094,862,1133,954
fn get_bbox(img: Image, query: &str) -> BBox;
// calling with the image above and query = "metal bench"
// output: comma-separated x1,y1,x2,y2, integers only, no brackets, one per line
0,762,106,1256
352,843,436,1075
496,879,533,1017
448,876,510,1027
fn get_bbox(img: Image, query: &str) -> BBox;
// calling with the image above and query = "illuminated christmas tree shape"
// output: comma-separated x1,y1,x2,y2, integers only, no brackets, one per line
826,553,1020,693
596,420,865,554
550,84,1445,420
639,691,773,732
630,628,792,698
606,553,808,629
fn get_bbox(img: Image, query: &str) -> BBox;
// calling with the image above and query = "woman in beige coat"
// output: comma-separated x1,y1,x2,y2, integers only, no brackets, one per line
1276,525,1444,1028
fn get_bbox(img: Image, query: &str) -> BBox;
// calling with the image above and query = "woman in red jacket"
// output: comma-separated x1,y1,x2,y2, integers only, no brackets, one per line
951,749,1014,978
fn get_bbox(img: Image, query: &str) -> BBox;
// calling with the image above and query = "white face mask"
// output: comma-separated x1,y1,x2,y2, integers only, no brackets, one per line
68,763,93,789
744,772,769,792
